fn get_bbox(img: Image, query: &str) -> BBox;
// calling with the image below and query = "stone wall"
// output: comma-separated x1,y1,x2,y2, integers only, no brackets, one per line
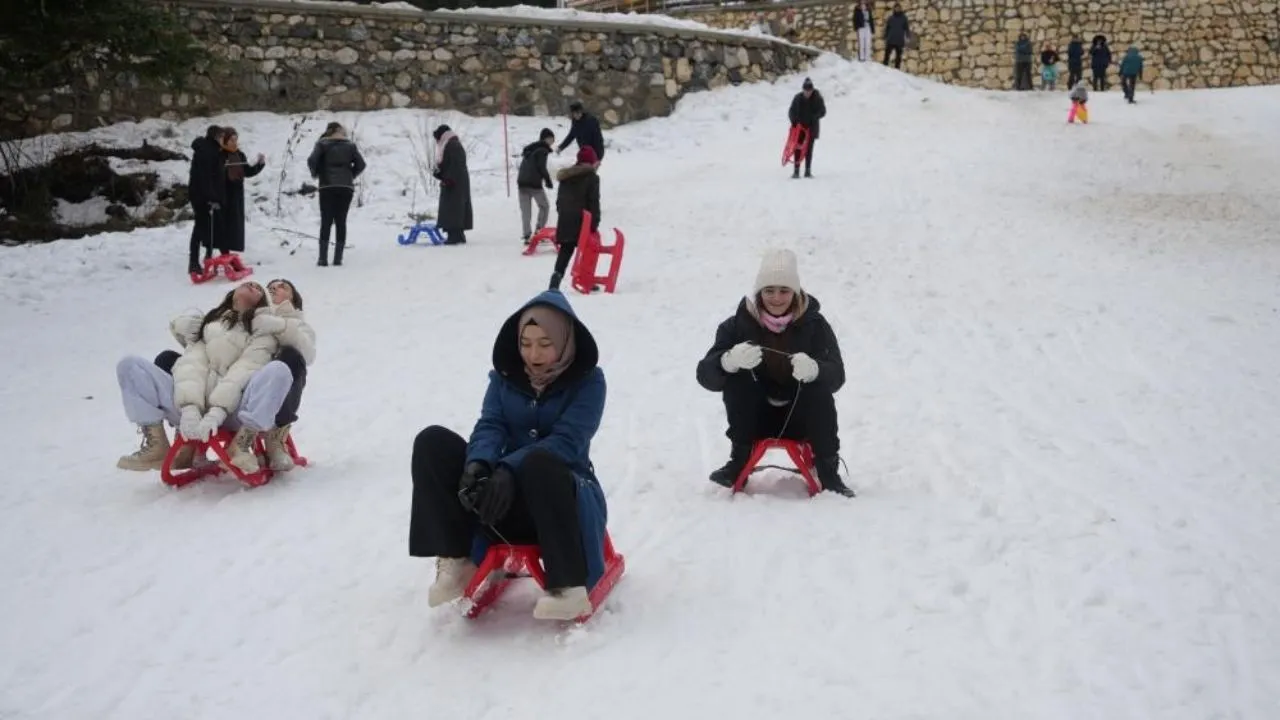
0,0,817,139
677,0,1280,91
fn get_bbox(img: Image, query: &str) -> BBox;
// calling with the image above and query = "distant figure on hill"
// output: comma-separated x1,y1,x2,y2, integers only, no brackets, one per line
556,102,605,164
1068,80,1090,124
432,124,473,246
187,125,227,276
549,146,601,292
517,128,555,244
1040,43,1060,91
787,77,826,179
1119,46,1145,103
216,126,265,258
306,122,366,266
1014,33,1035,90
853,1,873,62
882,4,909,68
1090,35,1112,91
1066,36,1085,89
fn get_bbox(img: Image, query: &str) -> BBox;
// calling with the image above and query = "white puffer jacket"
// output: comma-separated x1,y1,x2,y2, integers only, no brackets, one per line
269,301,316,365
170,308,281,413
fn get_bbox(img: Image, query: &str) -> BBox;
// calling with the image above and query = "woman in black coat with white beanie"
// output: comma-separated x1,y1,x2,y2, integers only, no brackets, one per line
695,248,854,497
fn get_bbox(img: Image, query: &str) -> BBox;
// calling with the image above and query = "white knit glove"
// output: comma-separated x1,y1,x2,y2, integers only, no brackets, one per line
720,342,763,373
195,407,228,442
178,406,203,441
790,352,819,383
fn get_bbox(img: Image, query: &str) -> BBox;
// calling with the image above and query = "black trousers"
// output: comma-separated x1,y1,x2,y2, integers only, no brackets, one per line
1091,68,1108,91
883,44,903,68
721,372,839,458
187,205,226,272
319,187,354,264
1067,64,1083,89
409,425,587,589
1014,61,1033,90
793,129,814,174
1121,75,1137,101
155,346,307,426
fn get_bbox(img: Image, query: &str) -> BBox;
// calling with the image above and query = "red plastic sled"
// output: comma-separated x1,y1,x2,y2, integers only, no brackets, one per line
569,210,625,295
191,254,254,284
732,438,821,497
160,428,308,488
522,227,560,255
781,125,811,166
461,531,626,622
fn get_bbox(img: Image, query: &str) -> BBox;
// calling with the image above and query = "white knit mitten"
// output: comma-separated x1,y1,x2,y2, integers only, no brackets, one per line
721,342,763,373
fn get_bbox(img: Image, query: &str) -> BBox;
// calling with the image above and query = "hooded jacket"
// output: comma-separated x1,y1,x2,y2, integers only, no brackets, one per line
306,135,367,189
517,141,553,190
169,308,281,414
464,290,610,589
188,136,226,209
1119,47,1144,78
554,164,601,244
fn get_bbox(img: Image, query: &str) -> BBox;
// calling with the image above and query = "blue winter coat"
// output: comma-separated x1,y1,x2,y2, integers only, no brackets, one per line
1119,47,1144,78
464,289,610,589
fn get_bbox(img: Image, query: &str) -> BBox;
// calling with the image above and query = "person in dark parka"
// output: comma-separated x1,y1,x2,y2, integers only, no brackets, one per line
409,289,611,621
883,4,910,69
556,102,605,163
431,124,473,245
216,126,265,255
1066,36,1085,90
1014,33,1035,90
306,122,366,266
549,146,601,291
1119,45,1145,103
1090,35,1112,92
788,77,827,179
517,128,555,243
696,248,854,497
187,125,228,275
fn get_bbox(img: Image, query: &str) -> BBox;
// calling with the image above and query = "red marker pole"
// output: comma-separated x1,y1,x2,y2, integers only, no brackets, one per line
502,89,511,198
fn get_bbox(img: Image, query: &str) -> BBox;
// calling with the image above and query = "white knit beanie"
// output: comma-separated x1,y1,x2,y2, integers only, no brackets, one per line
753,248,802,295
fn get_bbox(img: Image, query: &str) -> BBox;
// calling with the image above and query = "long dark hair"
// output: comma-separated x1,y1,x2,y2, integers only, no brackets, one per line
198,284,268,338
269,278,303,311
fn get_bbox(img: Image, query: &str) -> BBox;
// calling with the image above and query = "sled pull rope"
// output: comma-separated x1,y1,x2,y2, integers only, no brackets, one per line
749,346,847,475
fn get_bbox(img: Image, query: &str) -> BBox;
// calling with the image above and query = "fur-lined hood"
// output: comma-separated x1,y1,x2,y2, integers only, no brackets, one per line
556,164,597,182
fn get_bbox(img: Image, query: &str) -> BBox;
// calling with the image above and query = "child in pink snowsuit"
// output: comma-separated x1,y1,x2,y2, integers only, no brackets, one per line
1067,81,1090,124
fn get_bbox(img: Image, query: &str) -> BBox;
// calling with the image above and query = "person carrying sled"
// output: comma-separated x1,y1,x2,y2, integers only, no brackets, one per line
517,128,556,244
1119,45,1145,103
1068,80,1090,124
115,282,291,475
151,278,315,472
306,122,366,266
556,101,605,164
187,125,228,276
696,249,854,497
408,289,611,620
787,77,826,179
548,146,601,292
432,124,473,246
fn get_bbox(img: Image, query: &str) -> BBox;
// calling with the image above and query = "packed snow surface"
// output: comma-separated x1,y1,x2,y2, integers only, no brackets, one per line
3,56,1280,719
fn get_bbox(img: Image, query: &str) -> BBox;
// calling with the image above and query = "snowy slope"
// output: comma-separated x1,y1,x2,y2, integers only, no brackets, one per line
3,56,1280,719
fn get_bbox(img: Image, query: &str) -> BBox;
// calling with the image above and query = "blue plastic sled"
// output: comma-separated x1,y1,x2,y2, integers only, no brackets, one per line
398,222,445,246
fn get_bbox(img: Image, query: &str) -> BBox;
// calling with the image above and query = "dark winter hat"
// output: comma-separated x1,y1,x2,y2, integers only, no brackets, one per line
205,125,223,140
569,101,584,113
432,124,451,140
539,127,555,141
802,77,814,90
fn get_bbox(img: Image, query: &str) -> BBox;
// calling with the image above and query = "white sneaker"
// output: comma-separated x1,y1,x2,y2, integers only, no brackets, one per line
532,586,592,620
428,557,477,607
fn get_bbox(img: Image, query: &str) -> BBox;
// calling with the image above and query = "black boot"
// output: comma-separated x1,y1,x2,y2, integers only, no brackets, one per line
333,241,344,266
318,239,329,267
791,165,800,179
549,271,563,291
709,443,752,488
815,456,855,497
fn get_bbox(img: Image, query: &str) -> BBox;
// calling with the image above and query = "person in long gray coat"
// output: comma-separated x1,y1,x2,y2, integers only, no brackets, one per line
431,124,473,245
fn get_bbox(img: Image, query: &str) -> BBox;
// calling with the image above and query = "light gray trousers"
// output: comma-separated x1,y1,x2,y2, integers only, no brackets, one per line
116,355,292,432
519,187,549,237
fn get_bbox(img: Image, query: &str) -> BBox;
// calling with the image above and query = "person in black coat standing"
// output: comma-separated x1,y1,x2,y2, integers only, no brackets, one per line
788,78,827,179
216,127,265,255
1090,35,1112,92
549,146,600,291
883,4,910,68
517,128,555,243
556,102,605,164
1066,36,1085,90
431,124,473,246
306,121,366,266
696,248,854,497
187,125,227,275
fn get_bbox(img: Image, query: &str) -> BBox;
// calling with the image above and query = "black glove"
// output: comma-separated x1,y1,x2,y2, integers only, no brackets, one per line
544,179,553,190
476,464,515,526
457,461,490,513
432,169,443,180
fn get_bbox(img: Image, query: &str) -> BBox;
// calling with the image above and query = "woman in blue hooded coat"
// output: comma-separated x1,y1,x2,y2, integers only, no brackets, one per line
409,289,609,621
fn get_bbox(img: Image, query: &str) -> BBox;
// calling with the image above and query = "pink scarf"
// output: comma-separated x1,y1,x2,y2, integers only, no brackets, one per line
760,312,793,334
435,131,456,166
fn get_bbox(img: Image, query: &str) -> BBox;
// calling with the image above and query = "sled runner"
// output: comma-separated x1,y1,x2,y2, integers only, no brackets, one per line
160,428,308,488
397,221,445,246
191,254,254,284
781,125,811,166
461,531,626,623
522,227,560,255
732,438,821,497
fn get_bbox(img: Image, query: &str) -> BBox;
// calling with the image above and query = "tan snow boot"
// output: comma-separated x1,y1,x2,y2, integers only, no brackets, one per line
263,424,295,471
117,424,170,471
170,442,196,470
224,426,261,475
532,586,592,620
428,557,478,607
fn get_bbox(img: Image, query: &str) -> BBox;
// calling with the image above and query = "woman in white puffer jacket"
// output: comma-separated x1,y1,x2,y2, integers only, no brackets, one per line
115,281,288,474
